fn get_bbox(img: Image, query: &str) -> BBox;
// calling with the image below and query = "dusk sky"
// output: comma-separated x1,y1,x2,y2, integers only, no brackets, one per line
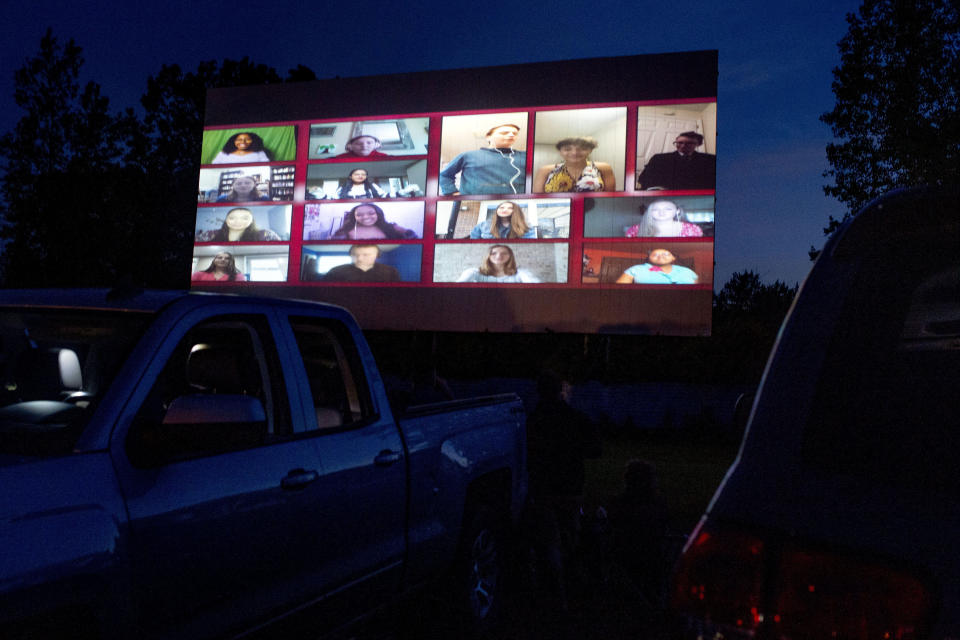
0,0,865,289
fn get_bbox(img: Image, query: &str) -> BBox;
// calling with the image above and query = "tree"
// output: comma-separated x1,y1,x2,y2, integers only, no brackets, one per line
0,29,128,286
821,0,960,230
124,59,318,288
714,270,797,317
708,271,798,381
116,59,289,287
0,28,317,288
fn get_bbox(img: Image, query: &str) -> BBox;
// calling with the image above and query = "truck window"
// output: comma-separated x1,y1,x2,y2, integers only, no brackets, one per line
127,316,289,466
0,309,151,457
288,317,374,430
803,251,960,495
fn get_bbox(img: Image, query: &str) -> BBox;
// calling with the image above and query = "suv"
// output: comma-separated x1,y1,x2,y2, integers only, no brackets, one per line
670,186,960,639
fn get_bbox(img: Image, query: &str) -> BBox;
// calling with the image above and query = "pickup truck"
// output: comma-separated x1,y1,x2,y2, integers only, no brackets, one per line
0,290,527,638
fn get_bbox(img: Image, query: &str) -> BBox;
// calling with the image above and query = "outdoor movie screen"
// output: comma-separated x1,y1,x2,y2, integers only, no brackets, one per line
192,51,717,335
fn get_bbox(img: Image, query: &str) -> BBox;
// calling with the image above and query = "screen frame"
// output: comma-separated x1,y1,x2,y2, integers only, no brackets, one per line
194,52,717,335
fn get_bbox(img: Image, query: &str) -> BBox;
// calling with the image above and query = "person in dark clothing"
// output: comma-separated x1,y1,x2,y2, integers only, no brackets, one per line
606,459,670,606
636,131,716,191
321,244,400,282
525,370,602,608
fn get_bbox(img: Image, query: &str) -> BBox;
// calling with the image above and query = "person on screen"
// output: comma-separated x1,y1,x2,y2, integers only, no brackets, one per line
334,135,390,159
532,137,616,193
636,131,715,191
321,244,401,282
195,207,281,242
439,124,526,196
335,168,388,199
216,176,271,202
456,244,541,283
211,132,272,164
191,252,246,282
625,199,704,237
331,203,418,240
469,201,536,239
615,248,699,285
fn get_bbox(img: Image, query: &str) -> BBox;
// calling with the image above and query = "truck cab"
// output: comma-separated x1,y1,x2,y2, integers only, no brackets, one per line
0,291,525,638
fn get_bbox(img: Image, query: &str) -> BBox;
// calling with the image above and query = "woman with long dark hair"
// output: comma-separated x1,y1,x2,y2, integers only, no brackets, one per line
335,168,388,199
191,252,247,281
215,176,270,202
331,203,416,239
212,132,272,164
196,208,280,242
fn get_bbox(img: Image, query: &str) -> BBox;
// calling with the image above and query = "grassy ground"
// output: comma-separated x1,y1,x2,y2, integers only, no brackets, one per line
351,430,740,639
498,430,741,639
583,430,741,535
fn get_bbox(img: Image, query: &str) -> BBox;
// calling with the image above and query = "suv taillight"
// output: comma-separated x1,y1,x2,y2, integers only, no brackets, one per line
670,521,934,640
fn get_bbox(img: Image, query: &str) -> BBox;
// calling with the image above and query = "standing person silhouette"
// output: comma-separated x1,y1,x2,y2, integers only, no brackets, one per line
525,370,601,610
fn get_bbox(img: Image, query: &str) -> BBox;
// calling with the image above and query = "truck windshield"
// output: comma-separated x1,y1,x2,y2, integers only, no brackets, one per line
0,308,152,458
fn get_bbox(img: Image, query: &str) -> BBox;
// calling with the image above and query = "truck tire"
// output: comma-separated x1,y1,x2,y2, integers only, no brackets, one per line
456,505,506,636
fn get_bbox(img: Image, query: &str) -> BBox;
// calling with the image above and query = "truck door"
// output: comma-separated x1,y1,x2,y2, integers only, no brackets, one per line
278,314,406,611
111,312,332,637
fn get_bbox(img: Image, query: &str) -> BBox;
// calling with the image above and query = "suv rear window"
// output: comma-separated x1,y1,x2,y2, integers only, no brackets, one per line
803,248,960,494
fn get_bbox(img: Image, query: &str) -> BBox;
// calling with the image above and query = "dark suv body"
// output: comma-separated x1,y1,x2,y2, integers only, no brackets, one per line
670,186,960,639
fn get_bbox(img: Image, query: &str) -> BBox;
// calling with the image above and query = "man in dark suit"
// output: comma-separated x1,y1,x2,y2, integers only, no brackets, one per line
636,131,715,190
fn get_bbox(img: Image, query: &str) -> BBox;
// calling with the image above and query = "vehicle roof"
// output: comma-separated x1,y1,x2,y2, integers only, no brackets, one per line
0,288,188,312
829,184,959,259
0,288,348,316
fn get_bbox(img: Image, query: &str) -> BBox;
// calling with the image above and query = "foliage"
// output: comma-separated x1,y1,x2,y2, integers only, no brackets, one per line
821,0,960,226
0,29,129,285
707,271,798,382
122,59,290,288
0,33,315,288
713,270,797,317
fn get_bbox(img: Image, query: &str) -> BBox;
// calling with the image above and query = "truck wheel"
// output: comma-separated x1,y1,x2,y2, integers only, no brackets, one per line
457,506,506,635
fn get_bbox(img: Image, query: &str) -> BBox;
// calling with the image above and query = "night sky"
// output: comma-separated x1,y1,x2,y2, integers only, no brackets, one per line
0,0,864,289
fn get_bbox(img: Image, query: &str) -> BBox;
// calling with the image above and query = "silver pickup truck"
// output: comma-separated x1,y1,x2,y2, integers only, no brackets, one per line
0,290,527,638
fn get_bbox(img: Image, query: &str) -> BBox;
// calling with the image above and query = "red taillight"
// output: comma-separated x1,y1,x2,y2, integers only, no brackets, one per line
670,522,935,640
775,547,932,640
670,522,766,632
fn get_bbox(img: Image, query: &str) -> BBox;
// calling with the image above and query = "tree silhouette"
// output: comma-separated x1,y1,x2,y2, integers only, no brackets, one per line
0,29,128,286
709,271,798,381
714,270,797,317
122,59,289,287
821,0,960,232
0,33,315,288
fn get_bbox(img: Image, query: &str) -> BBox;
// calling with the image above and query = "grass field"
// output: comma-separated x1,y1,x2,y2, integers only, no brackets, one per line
359,429,743,640
583,430,741,537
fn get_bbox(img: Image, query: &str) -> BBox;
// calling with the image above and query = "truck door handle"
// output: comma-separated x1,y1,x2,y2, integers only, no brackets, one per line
375,450,402,466
281,468,319,490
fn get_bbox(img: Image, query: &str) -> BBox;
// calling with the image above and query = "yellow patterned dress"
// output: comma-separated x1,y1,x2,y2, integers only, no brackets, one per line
543,161,605,192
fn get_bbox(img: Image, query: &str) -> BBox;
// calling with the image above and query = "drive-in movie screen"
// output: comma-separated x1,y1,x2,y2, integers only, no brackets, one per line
191,51,717,335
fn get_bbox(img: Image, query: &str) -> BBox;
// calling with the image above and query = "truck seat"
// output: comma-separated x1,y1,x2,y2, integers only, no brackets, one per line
16,348,91,405
186,343,249,395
